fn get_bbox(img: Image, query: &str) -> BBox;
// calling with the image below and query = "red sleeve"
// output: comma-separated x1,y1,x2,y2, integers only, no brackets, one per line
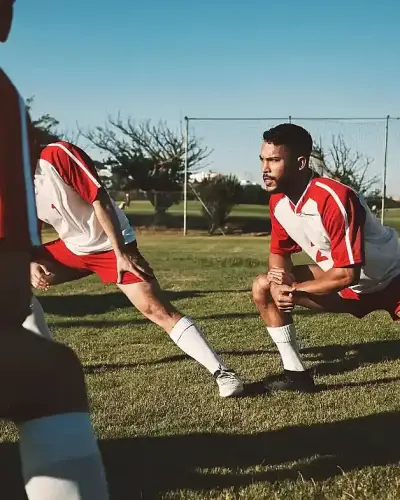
269,196,302,256
0,71,40,250
318,183,365,267
40,142,103,204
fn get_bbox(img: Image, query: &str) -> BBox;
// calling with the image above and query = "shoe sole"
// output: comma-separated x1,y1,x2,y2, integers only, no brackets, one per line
219,384,244,398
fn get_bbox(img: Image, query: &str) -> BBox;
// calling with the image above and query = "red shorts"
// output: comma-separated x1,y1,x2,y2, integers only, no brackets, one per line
38,239,143,285
338,274,400,321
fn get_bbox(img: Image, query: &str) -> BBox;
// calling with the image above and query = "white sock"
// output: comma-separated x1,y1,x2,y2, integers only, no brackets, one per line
19,412,109,500
169,317,227,374
23,296,53,340
267,324,305,372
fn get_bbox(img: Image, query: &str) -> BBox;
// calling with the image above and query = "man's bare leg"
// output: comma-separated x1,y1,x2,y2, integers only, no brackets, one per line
27,260,243,397
252,264,348,392
0,327,109,500
1,251,108,499
118,279,244,397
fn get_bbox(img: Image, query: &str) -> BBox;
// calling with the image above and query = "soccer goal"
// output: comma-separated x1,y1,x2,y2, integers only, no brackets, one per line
183,115,399,234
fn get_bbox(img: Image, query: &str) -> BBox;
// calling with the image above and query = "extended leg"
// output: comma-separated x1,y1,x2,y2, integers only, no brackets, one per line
118,279,244,397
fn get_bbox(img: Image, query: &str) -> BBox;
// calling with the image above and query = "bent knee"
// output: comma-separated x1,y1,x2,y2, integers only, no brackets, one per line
49,342,87,398
252,273,271,300
27,342,88,420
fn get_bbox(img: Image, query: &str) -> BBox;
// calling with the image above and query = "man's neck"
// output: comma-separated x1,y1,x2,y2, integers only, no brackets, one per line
284,169,313,205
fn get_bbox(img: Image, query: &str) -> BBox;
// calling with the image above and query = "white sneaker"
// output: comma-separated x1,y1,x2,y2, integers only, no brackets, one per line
214,368,244,398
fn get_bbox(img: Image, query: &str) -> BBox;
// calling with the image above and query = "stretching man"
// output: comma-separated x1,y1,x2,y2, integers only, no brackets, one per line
27,140,243,398
253,123,400,392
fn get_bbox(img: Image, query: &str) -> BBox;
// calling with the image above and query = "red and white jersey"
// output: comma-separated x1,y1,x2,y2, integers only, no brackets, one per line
0,69,40,251
270,174,400,294
35,141,135,255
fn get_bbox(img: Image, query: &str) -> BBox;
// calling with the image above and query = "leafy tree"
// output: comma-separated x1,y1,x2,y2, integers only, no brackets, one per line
239,183,269,205
196,174,242,234
26,97,80,146
26,97,61,145
84,116,210,222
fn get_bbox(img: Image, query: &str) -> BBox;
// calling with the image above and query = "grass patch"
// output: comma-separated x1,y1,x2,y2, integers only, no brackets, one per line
1,234,399,499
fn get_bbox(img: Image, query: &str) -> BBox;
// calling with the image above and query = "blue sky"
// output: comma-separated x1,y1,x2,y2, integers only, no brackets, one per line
3,0,400,194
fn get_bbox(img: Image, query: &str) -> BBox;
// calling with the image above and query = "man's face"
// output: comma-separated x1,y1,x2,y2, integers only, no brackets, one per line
0,0,15,43
260,142,301,194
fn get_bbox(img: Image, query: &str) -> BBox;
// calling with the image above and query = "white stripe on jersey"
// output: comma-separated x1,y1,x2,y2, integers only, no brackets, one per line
315,181,355,265
18,95,41,246
47,143,101,188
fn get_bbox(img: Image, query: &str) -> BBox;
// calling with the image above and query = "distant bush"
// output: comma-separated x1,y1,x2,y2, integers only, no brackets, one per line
196,174,243,234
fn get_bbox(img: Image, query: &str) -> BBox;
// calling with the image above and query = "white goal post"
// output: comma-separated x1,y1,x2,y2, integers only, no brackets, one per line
183,115,399,234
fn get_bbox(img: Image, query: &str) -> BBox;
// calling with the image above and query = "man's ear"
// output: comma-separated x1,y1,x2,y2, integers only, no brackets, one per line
297,156,308,171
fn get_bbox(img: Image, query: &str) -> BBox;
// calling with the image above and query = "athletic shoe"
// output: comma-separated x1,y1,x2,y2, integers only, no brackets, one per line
214,368,244,397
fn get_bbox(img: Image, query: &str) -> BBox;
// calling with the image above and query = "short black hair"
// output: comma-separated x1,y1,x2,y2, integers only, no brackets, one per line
262,123,313,158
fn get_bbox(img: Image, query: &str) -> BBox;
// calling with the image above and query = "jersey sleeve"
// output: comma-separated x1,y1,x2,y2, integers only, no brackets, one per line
319,185,365,267
269,198,302,256
0,72,40,250
41,142,103,204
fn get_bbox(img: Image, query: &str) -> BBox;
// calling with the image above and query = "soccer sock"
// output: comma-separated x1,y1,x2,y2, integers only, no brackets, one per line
22,296,53,340
267,324,305,372
169,317,227,374
19,412,109,500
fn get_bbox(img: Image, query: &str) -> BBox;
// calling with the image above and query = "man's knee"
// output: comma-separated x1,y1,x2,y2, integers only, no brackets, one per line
252,274,272,303
48,342,88,411
0,332,89,422
28,340,89,421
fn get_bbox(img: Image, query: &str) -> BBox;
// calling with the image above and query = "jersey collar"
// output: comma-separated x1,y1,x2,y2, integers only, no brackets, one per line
287,170,316,214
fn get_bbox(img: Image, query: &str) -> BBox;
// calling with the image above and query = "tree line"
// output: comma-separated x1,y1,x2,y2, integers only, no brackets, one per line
30,100,392,234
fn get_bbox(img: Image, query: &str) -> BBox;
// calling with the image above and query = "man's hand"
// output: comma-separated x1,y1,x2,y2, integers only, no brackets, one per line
267,267,296,287
116,251,155,284
30,262,52,290
270,283,296,312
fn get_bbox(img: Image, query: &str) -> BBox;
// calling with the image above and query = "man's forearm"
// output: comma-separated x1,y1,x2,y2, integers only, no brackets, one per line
92,191,125,257
294,268,358,296
268,253,293,272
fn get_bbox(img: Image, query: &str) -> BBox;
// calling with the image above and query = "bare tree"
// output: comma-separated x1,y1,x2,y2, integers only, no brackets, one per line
83,116,211,221
311,135,379,195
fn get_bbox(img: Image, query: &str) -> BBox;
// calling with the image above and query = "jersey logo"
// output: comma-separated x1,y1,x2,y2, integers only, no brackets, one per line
316,250,329,263
310,242,329,263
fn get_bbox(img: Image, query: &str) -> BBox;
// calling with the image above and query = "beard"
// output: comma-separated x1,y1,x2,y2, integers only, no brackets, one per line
263,175,292,194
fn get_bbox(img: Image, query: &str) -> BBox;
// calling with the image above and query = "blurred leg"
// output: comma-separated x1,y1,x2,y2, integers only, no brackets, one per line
0,327,109,499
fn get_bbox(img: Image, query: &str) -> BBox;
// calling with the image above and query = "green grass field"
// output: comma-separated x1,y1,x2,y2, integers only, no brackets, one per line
124,200,270,218
1,233,400,499
124,201,400,234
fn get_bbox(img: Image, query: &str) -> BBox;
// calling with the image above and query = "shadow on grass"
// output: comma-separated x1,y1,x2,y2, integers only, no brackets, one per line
100,410,400,499
39,289,251,317
307,340,400,376
2,411,399,499
81,338,400,377
50,312,262,329
83,349,275,375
